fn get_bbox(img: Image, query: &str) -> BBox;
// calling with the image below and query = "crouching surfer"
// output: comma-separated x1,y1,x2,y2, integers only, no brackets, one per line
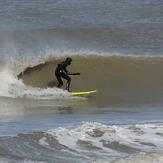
55,57,80,92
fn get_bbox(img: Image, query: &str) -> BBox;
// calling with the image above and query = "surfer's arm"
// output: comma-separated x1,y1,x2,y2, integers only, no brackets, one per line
68,72,80,75
63,67,80,75
63,67,69,75
63,70,80,75
62,63,80,75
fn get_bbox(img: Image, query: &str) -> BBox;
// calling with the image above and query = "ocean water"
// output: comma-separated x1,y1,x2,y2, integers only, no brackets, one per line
0,0,163,162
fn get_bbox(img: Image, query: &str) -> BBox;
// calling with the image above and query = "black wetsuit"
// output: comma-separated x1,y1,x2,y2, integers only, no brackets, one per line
55,61,71,90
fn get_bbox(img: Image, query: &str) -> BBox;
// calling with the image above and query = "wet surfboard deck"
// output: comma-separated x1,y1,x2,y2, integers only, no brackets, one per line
71,90,97,96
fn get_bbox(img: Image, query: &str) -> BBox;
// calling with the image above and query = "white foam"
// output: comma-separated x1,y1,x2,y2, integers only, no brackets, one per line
45,122,163,160
0,65,78,100
39,137,49,146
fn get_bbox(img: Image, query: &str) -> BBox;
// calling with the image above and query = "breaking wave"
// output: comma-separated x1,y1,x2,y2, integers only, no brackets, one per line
16,54,163,106
0,122,163,162
0,63,77,100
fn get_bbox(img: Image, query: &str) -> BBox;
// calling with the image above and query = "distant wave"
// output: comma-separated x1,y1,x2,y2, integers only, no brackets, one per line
0,27,163,61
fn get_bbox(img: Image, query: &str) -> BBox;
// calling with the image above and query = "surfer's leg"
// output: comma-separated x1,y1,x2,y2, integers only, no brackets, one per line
57,81,63,88
55,73,63,88
61,73,71,91
66,78,71,92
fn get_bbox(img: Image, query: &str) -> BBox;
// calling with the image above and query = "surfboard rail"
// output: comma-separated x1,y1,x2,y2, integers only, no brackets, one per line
71,90,97,95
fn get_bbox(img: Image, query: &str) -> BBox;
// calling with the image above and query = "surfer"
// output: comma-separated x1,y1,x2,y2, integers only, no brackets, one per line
55,57,80,92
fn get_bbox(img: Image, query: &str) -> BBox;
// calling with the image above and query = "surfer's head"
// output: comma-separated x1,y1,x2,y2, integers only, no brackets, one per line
65,57,72,65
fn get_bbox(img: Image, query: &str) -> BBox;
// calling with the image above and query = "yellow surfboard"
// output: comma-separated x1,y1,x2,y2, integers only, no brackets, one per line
71,90,97,96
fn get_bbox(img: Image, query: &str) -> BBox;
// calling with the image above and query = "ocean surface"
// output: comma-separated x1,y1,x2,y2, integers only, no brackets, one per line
0,0,163,162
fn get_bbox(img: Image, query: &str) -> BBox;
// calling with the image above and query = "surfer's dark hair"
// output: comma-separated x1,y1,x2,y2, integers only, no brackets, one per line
65,57,72,63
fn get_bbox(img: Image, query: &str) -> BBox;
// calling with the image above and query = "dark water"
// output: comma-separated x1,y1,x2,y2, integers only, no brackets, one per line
0,0,163,162
0,0,163,29
0,0,163,57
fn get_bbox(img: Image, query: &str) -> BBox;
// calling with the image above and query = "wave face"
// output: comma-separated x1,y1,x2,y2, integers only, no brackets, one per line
0,122,163,162
16,55,163,106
